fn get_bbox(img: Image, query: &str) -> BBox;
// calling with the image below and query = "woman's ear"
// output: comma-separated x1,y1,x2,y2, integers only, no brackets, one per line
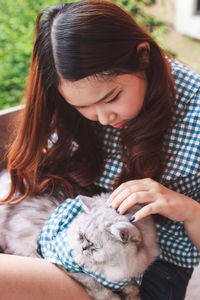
137,42,150,52
137,42,150,66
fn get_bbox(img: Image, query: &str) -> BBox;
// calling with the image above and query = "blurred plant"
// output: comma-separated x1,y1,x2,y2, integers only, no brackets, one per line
114,1,166,39
0,0,73,109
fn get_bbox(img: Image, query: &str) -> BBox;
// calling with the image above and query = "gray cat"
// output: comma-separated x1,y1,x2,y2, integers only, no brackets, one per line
0,171,159,300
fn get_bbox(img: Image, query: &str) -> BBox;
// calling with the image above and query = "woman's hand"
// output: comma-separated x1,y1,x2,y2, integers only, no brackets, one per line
108,178,197,223
109,178,200,251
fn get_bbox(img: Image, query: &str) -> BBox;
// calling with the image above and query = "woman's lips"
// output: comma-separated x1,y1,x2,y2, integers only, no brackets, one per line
111,121,126,128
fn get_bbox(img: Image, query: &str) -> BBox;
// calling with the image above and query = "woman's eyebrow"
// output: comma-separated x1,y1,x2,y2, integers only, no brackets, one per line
70,87,118,108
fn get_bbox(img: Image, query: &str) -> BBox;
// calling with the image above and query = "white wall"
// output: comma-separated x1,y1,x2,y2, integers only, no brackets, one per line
175,0,200,40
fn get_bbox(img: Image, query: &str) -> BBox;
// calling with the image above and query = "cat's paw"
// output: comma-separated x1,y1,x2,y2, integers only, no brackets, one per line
92,291,121,300
124,295,141,300
109,294,121,300
122,282,141,300
97,290,121,300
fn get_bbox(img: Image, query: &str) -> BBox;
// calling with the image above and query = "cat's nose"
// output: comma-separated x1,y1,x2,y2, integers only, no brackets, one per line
82,242,93,251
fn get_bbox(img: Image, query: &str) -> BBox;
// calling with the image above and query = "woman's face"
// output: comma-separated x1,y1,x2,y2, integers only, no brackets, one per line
58,73,147,128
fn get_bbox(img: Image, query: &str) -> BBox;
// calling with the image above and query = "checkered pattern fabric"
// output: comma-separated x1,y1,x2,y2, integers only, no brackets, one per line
94,59,200,268
37,196,129,291
95,126,124,190
158,59,200,267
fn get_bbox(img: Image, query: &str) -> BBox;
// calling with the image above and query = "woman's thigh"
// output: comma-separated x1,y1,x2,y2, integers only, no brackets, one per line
0,254,91,300
140,260,193,300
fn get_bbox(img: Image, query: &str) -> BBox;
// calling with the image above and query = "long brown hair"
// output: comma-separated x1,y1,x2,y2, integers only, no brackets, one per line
4,0,175,203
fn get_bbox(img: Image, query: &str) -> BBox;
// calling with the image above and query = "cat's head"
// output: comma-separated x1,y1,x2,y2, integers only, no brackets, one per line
67,193,159,281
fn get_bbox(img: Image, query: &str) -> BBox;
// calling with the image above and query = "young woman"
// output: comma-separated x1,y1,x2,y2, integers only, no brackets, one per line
1,1,200,299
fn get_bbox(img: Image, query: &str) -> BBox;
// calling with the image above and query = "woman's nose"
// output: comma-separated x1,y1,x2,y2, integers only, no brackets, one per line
97,111,116,125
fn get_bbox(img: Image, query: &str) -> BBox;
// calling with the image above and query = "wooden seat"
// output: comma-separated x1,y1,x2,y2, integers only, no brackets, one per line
0,106,23,171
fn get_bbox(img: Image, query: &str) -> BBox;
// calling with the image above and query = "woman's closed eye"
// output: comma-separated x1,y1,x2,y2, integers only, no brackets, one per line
71,90,122,111
106,90,122,104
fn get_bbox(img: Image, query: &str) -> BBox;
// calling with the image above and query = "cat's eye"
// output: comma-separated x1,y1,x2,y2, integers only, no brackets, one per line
79,233,84,241
93,242,101,249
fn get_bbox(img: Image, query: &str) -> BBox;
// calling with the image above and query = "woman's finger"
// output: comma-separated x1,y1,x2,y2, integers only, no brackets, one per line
130,203,158,222
117,191,155,214
110,185,149,209
108,178,151,203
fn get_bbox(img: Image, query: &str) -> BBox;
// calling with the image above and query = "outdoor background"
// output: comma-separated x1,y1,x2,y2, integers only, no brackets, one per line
0,0,200,110
0,1,199,299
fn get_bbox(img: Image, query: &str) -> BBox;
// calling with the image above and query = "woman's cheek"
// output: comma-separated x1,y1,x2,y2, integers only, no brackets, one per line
77,108,97,121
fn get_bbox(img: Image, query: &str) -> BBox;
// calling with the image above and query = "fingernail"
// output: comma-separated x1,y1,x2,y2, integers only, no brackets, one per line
117,209,120,214
107,198,111,204
129,216,135,222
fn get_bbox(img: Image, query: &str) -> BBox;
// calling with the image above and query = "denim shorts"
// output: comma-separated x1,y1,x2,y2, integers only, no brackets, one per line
140,259,193,300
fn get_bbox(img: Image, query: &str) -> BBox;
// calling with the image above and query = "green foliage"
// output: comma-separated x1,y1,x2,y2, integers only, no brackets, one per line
0,0,170,110
114,0,166,35
0,0,78,109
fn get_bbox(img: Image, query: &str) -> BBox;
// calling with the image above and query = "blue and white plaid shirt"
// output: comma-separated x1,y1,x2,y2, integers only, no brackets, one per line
95,59,200,268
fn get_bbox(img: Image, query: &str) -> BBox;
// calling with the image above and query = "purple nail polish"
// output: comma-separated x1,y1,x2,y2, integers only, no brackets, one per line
129,216,135,222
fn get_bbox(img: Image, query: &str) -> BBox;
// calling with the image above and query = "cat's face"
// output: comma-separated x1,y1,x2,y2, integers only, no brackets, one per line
66,194,159,281
68,210,141,264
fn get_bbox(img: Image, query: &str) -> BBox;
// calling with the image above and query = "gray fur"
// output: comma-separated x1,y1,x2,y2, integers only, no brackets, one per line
0,171,159,300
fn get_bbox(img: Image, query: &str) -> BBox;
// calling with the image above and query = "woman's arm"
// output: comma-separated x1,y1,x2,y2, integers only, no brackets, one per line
0,254,92,300
108,178,200,251
183,199,200,252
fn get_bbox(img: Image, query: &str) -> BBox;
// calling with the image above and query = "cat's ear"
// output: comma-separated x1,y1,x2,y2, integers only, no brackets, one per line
78,195,93,213
110,222,142,245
